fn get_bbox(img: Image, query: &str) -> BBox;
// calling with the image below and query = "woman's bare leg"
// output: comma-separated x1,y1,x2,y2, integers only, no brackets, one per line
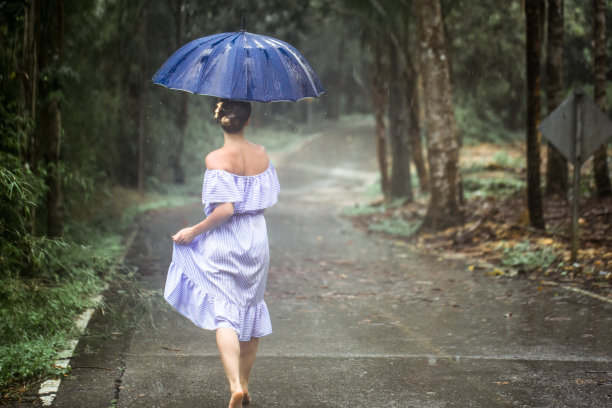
239,337,259,404
216,328,244,408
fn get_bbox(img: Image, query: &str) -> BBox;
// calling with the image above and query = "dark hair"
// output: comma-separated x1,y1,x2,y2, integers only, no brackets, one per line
216,99,251,134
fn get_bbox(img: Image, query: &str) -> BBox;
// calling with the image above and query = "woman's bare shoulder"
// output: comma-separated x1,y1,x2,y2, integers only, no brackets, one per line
247,141,269,159
205,148,236,171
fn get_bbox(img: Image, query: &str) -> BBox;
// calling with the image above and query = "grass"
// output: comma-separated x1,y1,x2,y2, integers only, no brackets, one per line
0,235,119,396
463,174,525,199
369,218,421,237
500,240,560,271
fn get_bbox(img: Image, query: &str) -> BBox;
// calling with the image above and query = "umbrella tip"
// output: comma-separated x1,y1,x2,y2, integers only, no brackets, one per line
241,10,246,32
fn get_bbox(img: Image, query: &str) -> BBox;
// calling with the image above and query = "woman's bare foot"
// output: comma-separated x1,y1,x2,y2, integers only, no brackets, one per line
229,390,244,408
242,391,250,405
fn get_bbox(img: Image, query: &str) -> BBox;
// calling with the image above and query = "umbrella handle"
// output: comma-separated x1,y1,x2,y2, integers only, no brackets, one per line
241,10,246,32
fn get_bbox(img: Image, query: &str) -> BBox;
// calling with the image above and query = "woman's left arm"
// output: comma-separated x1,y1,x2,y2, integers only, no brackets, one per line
172,202,234,245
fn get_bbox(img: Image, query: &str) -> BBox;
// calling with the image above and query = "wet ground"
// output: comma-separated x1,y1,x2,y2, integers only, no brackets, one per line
52,121,611,407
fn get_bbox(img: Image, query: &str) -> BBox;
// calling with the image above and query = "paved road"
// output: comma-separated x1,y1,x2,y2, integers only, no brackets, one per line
54,122,612,407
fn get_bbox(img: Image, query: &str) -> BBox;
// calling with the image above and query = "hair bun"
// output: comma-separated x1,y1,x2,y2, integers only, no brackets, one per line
221,116,231,125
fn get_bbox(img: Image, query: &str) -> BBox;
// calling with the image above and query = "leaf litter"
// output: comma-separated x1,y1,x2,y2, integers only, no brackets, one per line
346,144,612,299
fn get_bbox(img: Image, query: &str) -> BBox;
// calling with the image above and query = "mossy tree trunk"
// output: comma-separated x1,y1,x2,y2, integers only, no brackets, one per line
415,0,463,230
389,45,412,200
38,0,65,237
405,58,428,193
545,0,568,198
369,40,390,197
525,0,545,229
592,0,611,198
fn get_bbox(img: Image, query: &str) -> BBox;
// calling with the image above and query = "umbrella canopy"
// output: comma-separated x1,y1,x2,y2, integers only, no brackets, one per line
152,31,325,103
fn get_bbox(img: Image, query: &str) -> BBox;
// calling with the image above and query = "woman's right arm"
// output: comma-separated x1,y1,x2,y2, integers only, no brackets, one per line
172,202,234,245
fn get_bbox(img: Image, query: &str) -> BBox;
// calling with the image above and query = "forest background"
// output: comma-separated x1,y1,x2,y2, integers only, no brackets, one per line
1,0,611,400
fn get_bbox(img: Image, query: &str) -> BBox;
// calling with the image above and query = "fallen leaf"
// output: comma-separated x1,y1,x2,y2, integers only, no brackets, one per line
487,268,505,276
545,316,572,321
536,238,554,246
161,346,181,351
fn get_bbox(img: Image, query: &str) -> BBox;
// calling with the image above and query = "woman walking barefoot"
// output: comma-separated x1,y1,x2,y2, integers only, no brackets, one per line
164,99,280,407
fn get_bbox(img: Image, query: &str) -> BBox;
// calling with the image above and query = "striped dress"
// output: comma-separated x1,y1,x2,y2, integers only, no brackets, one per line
164,163,280,341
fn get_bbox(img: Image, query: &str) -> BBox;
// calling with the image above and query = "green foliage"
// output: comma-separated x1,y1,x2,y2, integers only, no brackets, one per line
463,174,525,199
0,235,118,389
342,204,384,217
491,151,523,169
444,0,526,136
369,218,421,237
0,335,69,390
500,240,559,271
455,102,523,145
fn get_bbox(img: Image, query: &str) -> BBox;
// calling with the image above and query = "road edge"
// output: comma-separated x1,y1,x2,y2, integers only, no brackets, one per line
37,227,139,406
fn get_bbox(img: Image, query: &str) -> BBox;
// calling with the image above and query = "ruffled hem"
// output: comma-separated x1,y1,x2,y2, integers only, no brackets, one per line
164,262,272,341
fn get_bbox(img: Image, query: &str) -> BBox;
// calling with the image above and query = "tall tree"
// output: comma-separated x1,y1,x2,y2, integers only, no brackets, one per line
592,0,611,197
525,0,545,228
415,0,463,230
389,45,413,200
21,0,38,169
168,0,189,184
339,0,426,200
37,0,65,236
137,0,148,193
545,0,568,197
369,37,390,196
404,62,428,193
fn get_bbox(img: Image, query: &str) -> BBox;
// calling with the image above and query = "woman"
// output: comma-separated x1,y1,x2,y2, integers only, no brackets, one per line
164,99,280,407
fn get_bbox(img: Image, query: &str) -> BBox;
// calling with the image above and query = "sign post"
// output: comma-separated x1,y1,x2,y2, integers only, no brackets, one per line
540,89,612,262
571,91,583,261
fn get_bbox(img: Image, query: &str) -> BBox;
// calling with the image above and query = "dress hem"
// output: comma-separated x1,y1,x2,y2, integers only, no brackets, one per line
164,262,273,341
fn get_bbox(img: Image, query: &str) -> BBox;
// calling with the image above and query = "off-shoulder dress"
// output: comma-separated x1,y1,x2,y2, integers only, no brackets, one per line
164,163,280,341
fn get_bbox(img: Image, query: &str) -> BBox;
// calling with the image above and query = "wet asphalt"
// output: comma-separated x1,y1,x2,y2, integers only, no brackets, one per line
52,121,612,407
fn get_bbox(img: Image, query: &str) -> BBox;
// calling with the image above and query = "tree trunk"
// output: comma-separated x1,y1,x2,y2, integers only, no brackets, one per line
38,0,65,237
415,0,463,230
525,0,545,229
592,0,611,197
545,0,568,198
389,45,413,200
41,97,63,237
21,0,38,167
169,0,188,184
369,42,390,197
137,1,148,194
405,58,428,193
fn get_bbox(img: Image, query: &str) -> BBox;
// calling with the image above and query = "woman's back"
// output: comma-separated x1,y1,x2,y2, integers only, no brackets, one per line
206,140,269,176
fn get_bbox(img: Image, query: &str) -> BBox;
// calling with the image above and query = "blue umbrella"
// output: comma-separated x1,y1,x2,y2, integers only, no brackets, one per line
152,29,325,103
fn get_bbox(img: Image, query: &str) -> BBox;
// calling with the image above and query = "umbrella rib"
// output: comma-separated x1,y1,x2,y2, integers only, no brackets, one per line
267,37,322,98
